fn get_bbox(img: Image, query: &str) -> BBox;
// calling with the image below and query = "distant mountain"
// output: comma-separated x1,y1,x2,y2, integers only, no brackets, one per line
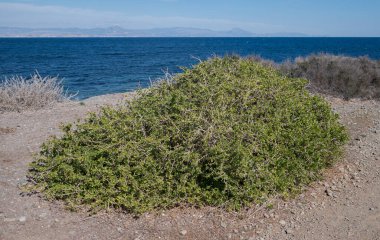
259,32,310,37
0,26,309,37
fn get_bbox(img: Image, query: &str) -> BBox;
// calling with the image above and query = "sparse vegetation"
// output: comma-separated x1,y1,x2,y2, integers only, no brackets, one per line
28,57,348,214
280,54,380,99
0,73,72,112
249,54,380,100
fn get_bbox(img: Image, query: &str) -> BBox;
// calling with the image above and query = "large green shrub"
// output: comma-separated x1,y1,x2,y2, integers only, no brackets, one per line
28,56,348,214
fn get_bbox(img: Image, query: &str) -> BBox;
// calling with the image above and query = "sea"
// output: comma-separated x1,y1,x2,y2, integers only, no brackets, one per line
1,37,380,99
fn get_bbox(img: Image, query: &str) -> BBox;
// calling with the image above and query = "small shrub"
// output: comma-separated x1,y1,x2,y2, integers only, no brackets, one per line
0,73,72,112
28,57,348,214
277,54,380,99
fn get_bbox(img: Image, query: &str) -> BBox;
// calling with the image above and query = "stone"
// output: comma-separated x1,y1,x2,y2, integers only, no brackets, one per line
285,228,294,234
221,221,227,228
180,230,187,236
279,220,286,226
325,189,333,197
19,216,26,222
38,212,47,219
3,218,17,222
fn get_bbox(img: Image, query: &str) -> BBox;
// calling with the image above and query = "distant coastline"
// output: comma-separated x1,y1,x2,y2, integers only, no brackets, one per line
0,26,312,38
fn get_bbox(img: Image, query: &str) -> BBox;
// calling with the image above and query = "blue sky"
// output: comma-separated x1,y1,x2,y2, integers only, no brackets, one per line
0,0,379,36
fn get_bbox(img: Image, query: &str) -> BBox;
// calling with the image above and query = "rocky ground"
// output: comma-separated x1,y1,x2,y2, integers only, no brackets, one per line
0,94,379,240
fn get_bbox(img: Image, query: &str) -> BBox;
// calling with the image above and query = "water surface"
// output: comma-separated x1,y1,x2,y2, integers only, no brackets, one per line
1,37,380,99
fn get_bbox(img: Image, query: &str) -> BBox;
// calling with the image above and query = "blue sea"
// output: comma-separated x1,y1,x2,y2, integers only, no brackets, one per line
1,37,380,99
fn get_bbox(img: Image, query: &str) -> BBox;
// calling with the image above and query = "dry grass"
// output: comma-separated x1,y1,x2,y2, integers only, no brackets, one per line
0,73,73,112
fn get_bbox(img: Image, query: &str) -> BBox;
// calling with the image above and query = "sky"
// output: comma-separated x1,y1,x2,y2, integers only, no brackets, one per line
0,0,379,36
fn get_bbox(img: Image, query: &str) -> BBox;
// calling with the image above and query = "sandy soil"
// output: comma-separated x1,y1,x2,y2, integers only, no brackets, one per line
0,93,379,240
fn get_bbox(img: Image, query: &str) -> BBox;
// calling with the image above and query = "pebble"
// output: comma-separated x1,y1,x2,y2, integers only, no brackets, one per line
38,212,47,219
19,216,26,222
285,228,294,234
180,230,187,236
221,221,227,228
279,220,286,226
3,218,17,222
369,207,375,211
325,189,333,197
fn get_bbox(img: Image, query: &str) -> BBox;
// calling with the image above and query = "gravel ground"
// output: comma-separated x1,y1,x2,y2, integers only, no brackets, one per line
0,94,379,240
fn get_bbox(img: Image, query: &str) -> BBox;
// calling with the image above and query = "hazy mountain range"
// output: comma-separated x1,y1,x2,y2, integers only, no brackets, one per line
0,26,310,37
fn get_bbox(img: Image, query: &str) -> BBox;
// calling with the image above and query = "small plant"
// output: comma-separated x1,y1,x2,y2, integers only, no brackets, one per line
28,56,348,214
0,73,72,112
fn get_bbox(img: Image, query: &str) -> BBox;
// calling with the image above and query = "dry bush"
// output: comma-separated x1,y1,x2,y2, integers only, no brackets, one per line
247,55,276,68
0,73,72,112
277,54,380,99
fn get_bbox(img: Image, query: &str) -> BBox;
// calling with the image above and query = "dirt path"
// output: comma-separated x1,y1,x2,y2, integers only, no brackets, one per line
0,95,379,240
